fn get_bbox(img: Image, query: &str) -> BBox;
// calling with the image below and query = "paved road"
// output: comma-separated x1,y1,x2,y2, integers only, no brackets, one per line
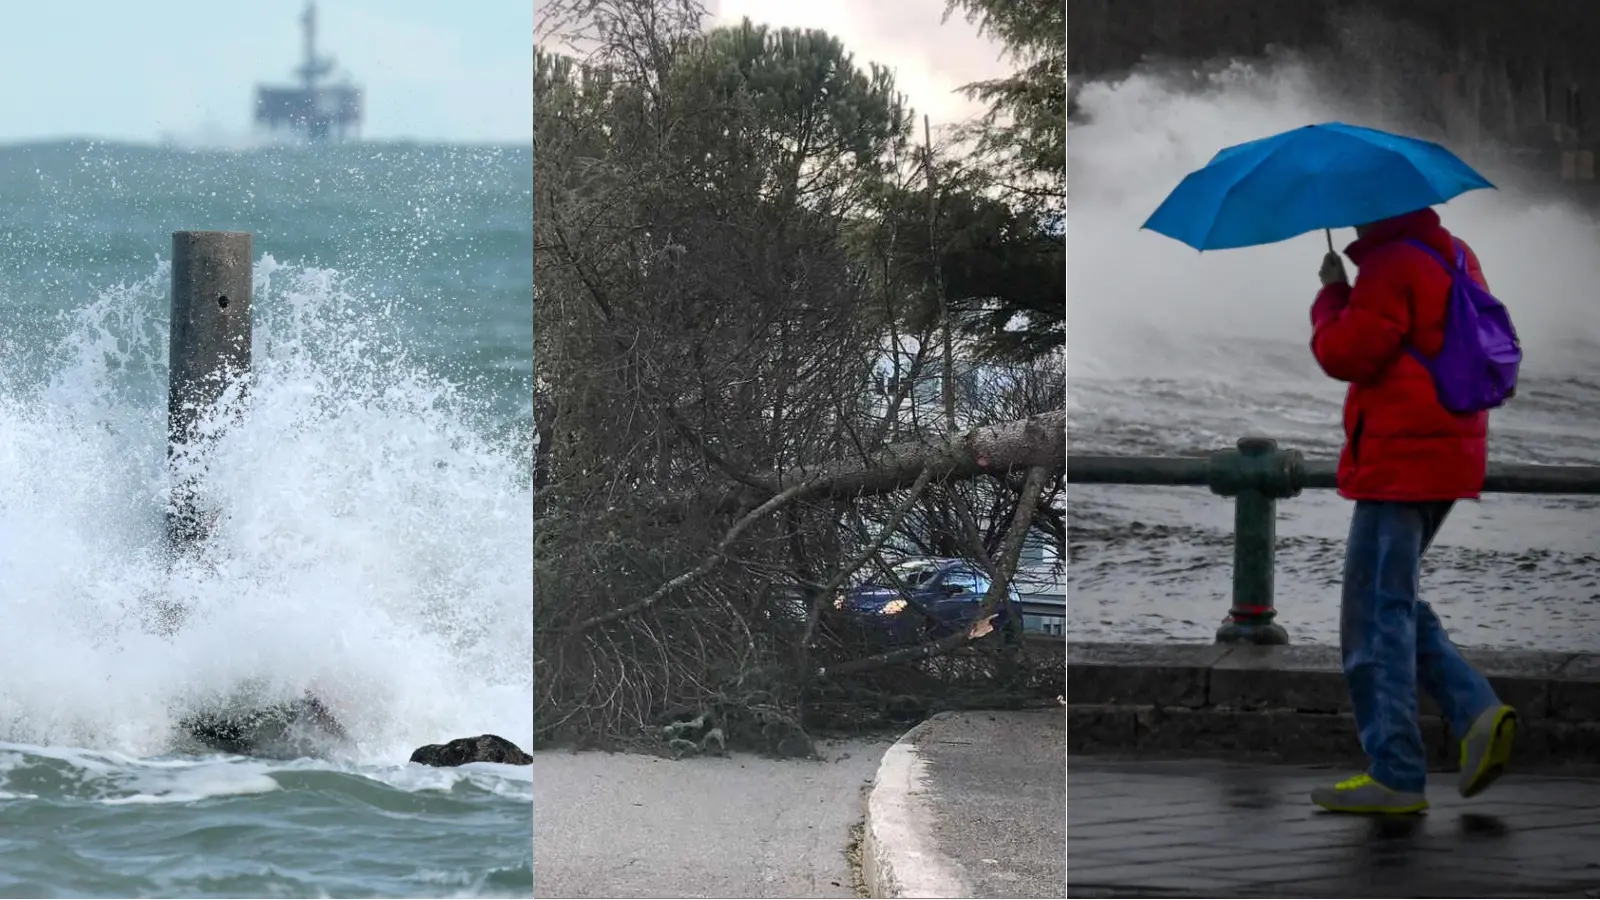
1069,757,1600,898
912,710,1066,898
533,738,889,899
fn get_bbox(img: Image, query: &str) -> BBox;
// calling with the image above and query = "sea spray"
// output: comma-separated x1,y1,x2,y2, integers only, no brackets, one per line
0,258,532,762
1069,58,1600,384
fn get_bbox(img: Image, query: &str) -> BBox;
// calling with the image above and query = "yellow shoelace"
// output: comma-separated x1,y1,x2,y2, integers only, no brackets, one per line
1335,773,1375,790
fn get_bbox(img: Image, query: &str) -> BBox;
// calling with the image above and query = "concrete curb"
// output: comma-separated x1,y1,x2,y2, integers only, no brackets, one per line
862,715,972,899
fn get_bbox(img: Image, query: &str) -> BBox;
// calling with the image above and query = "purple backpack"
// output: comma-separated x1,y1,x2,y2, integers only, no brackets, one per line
1402,239,1522,414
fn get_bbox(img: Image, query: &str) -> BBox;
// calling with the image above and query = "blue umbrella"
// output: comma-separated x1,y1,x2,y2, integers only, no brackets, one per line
1142,122,1495,251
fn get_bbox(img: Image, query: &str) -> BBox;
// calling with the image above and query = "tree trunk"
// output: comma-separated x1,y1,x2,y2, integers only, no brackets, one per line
630,409,1064,526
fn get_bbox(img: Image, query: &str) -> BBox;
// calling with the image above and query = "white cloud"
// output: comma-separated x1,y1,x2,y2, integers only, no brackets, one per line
710,0,1010,129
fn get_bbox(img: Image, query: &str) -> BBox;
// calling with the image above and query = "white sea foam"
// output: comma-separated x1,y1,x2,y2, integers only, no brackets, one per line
0,258,532,764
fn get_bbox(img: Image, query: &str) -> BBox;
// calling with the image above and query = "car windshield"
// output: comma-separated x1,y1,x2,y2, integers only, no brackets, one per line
940,568,990,596
883,561,943,587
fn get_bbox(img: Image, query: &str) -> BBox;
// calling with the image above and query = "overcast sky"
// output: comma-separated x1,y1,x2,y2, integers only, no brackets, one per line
0,0,531,145
710,0,1010,129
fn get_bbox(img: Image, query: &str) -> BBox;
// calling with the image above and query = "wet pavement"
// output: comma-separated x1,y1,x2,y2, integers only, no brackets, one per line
1068,757,1600,898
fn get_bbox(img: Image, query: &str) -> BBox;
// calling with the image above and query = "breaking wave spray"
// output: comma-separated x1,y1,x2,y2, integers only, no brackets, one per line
0,258,532,763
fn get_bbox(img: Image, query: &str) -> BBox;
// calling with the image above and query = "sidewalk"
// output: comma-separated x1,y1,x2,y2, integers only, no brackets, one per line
1069,757,1600,898
533,738,887,898
865,709,1066,898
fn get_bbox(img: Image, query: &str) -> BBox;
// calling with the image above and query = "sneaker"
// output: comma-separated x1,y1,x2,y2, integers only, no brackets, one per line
1459,704,1517,798
1311,773,1428,814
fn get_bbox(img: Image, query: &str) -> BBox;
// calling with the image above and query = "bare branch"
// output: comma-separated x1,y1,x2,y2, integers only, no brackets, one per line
797,467,937,653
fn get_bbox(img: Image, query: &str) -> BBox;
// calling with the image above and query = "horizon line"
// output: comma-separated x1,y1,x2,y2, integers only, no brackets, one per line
0,136,533,151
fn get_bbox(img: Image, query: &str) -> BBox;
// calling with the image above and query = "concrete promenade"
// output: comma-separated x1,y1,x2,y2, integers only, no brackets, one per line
1069,756,1600,898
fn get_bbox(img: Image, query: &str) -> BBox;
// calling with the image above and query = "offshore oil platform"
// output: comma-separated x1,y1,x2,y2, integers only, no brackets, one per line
253,2,363,141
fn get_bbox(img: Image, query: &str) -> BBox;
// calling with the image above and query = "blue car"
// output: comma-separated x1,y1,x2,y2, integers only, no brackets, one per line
832,558,1022,644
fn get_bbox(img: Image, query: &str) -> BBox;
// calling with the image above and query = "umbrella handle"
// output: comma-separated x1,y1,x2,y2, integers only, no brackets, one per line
1325,228,1335,253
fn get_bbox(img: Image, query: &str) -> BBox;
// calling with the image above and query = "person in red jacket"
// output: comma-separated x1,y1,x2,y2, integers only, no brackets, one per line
1306,206,1517,815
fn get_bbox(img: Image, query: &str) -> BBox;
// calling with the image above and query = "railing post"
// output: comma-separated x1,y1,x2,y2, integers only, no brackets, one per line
168,230,253,548
1207,436,1304,645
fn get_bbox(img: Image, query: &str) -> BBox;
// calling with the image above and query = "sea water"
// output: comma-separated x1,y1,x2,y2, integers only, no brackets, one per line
0,141,531,897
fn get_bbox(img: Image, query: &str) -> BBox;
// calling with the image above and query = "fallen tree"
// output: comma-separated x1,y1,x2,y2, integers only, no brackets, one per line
779,409,1063,500
536,419,1064,752
534,0,1064,754
563,411,1062,636
617,408,1065,527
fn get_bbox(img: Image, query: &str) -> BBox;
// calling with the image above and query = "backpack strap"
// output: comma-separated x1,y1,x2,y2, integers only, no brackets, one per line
1399,238,1467,364
1403,238,1468,275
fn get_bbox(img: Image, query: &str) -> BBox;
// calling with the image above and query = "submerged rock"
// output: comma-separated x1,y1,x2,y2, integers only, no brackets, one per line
180,692,349,760
180,693,530,768
409,734,533,767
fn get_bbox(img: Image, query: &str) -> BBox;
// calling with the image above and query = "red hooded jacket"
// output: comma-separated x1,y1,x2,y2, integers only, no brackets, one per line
1309,207,1488,502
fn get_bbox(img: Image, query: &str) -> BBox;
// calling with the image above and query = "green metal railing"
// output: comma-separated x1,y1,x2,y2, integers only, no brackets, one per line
1068,437,1600,645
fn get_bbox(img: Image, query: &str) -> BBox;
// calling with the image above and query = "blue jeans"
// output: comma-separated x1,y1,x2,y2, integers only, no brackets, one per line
1341,500,1501,792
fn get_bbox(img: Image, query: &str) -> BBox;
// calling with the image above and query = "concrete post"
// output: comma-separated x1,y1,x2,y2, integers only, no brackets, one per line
168,230,252,547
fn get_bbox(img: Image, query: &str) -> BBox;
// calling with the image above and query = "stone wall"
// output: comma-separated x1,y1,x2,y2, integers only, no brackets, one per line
1068,642,1600,773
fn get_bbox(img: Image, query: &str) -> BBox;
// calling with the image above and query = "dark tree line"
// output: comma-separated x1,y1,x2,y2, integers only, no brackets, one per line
1070,0,1600,156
